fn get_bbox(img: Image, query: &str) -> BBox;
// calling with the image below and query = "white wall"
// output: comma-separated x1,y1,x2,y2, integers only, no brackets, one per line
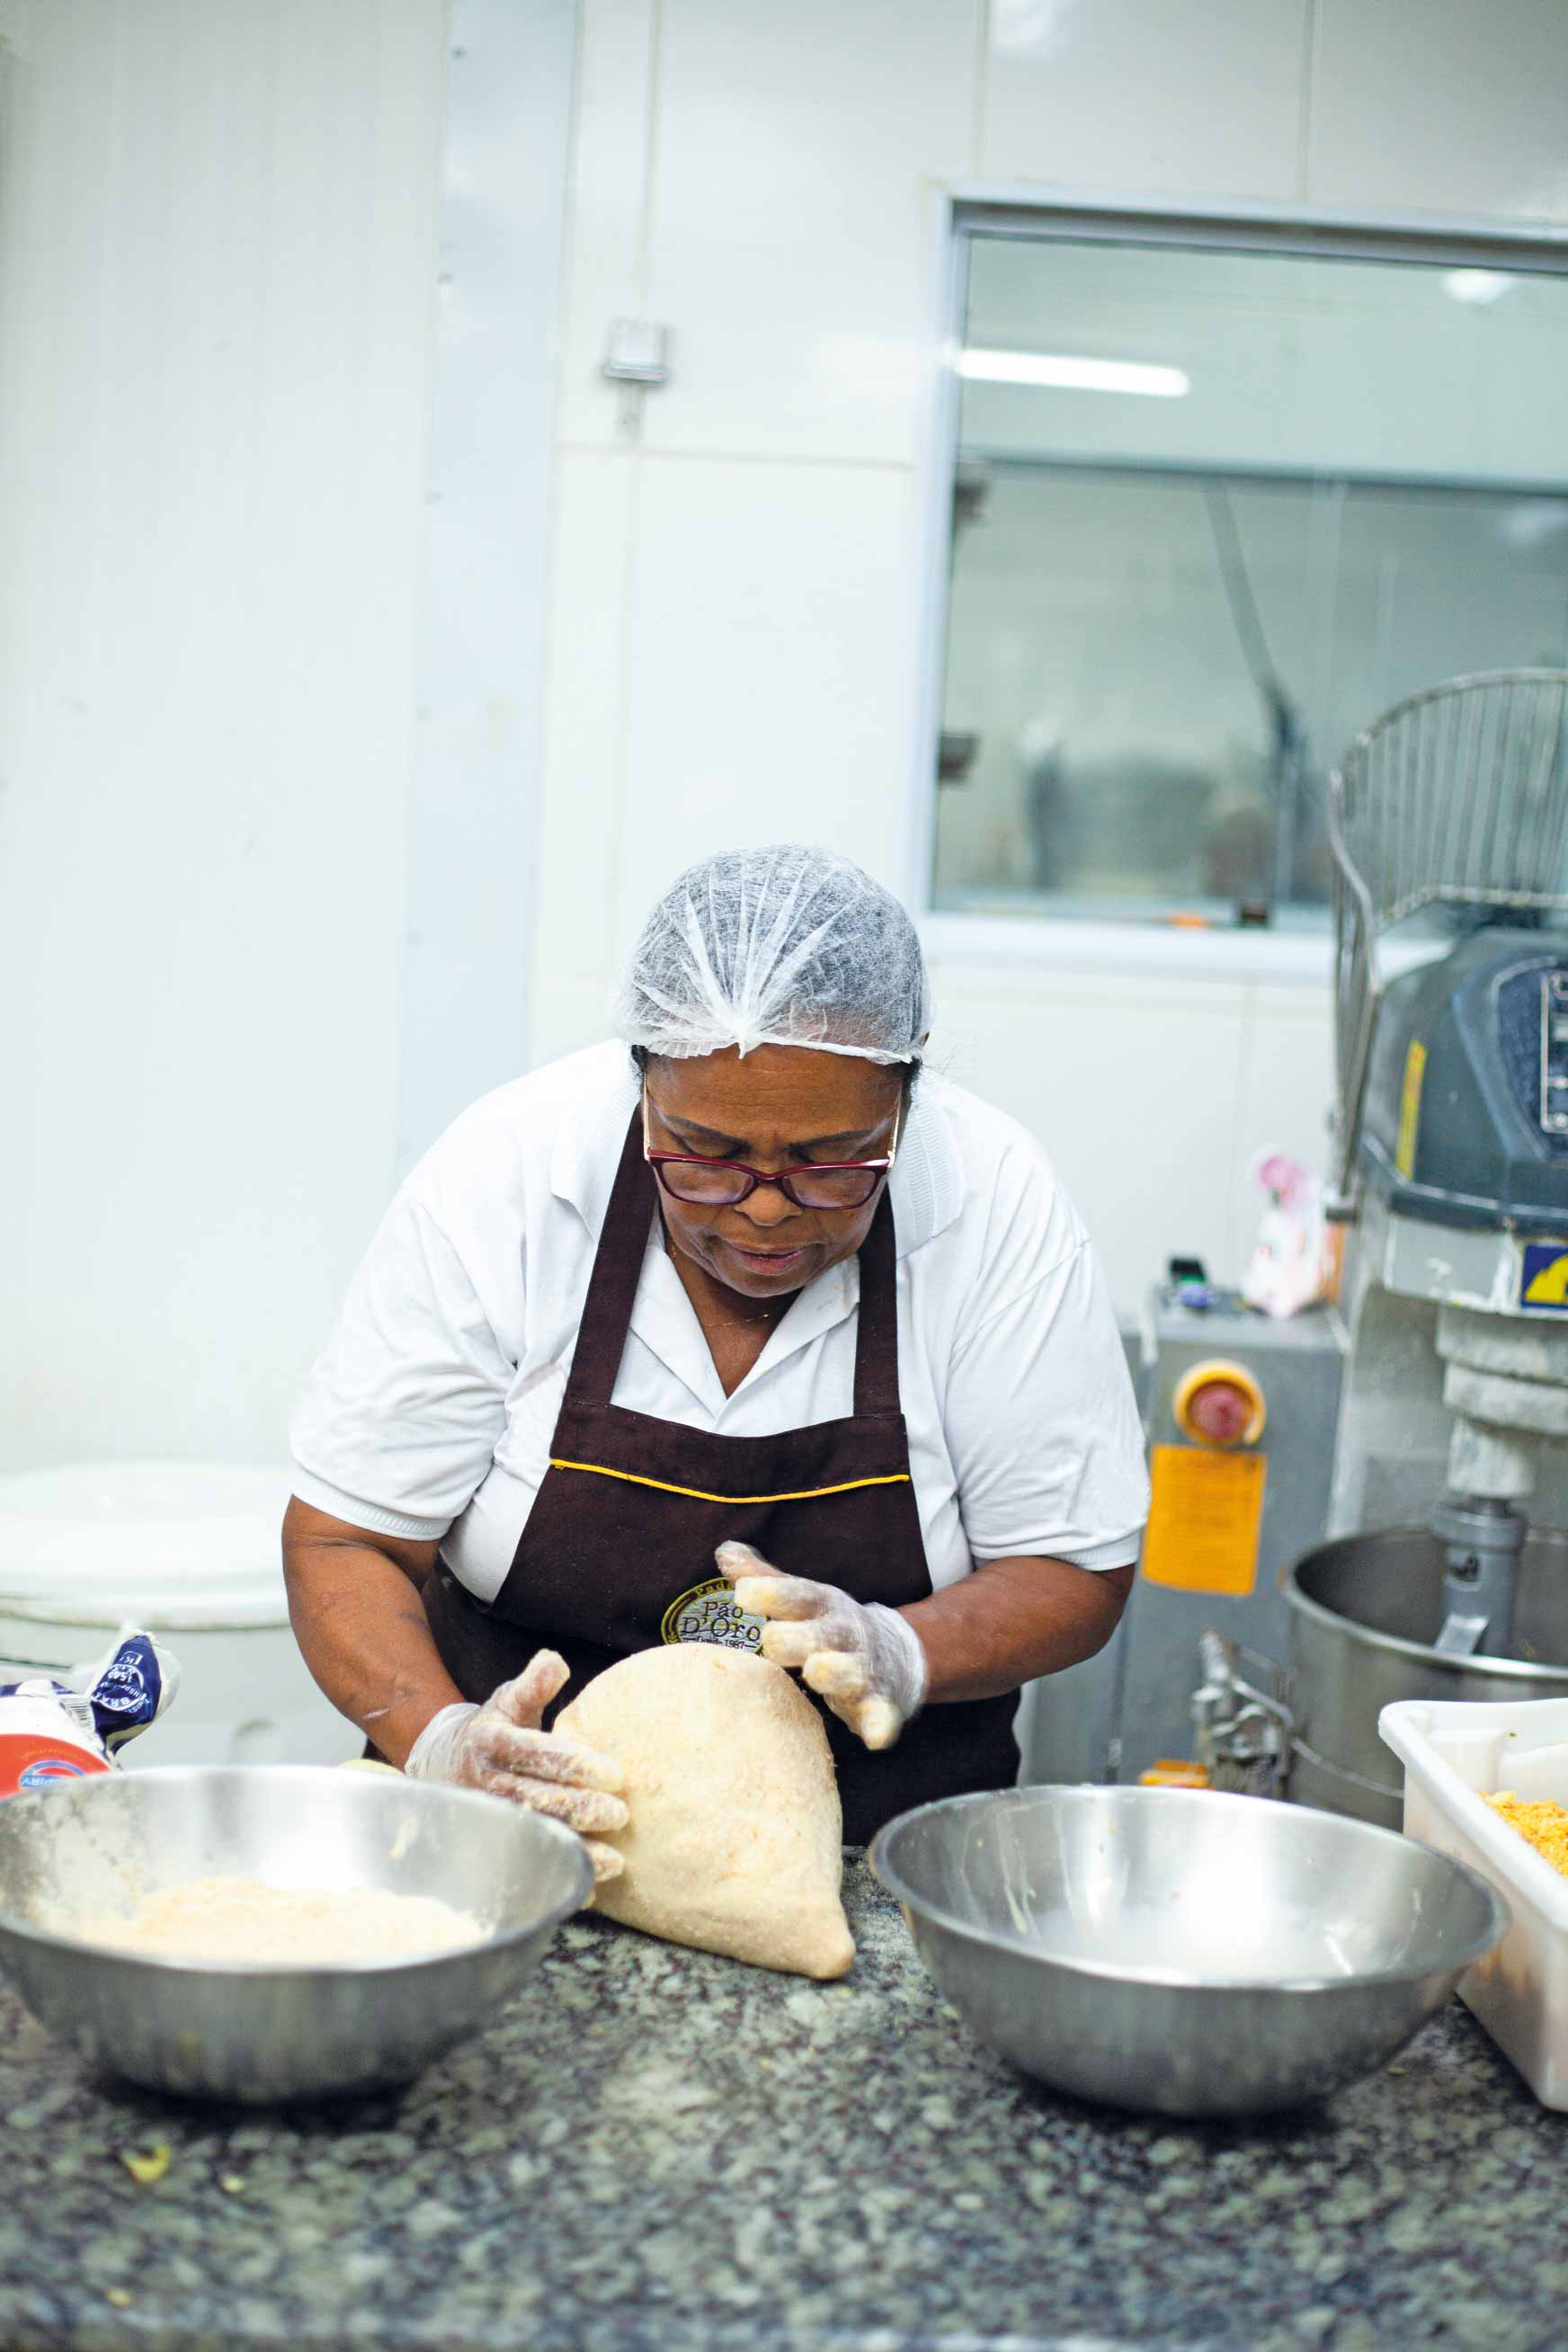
0,0,450,1468
6,0,1568,1477
527,0,1568,1310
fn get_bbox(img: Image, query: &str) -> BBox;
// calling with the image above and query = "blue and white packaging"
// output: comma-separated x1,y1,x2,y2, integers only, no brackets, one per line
0,1629,181,1796
77,1629,181,1754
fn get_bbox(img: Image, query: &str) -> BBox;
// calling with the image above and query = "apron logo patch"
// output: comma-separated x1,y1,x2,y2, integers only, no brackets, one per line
660,1579,765,1653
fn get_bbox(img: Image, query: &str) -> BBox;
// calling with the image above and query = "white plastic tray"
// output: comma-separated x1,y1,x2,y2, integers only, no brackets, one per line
1380,1696,1568,2108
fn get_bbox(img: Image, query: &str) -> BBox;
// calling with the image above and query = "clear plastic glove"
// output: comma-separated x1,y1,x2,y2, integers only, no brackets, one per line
716,1541,929,1751
405,1650,628,1884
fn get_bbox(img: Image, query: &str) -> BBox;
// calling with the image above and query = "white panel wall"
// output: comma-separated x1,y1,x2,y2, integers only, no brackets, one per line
0,0,449,1467
982,0,1310,202
530,0,1568,1309
530,0,981,1066
1310,0,1568,222
8,0,1567,1480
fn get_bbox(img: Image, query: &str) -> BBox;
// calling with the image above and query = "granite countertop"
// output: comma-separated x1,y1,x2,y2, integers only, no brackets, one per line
4,1857,1568,2352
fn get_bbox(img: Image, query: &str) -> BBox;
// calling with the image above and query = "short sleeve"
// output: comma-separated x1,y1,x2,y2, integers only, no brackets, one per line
943,1231,1149,1572
289,1189,513,1541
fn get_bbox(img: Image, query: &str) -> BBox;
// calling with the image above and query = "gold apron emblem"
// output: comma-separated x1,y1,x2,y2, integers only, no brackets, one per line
660,1578,765,1652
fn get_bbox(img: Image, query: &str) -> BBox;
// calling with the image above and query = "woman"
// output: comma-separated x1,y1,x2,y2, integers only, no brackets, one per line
285,846,1148,1875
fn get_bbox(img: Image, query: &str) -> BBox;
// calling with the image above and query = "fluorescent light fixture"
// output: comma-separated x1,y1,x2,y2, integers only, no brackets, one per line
1445,269,1513,306
959,347,1189,397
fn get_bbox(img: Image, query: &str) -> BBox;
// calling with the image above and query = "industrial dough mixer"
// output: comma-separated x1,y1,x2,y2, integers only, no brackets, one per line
1200,671,1568,1822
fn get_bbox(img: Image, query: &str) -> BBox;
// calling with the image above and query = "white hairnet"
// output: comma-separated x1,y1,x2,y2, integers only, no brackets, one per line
611,845,931,1065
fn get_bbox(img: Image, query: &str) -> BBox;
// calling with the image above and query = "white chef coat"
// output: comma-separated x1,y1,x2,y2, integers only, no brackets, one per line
289,1042,1149,1601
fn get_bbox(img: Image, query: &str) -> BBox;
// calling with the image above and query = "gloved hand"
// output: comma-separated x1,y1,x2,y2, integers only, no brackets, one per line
405,1650,628,1884
716,1541,929,1751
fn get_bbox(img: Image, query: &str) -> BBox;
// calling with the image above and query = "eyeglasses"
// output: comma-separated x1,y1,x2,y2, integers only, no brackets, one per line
641,1090,901,1210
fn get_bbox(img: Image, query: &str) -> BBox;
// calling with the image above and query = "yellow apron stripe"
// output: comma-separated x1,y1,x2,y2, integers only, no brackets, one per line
548,1459,912,1506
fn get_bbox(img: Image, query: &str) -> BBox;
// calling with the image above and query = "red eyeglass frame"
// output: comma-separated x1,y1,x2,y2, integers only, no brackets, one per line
641,1089,902,1210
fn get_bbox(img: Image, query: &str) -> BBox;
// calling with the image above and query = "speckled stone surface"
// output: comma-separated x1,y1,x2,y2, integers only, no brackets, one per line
4,1857,1568,2352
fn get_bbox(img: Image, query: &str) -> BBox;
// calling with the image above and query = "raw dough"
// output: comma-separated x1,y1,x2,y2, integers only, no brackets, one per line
46,1875,485,1965
557,1645,854,1980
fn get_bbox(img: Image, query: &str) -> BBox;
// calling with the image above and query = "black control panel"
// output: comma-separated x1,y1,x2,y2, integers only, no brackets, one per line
1540,970,1568,1137
1366,932,1568,1225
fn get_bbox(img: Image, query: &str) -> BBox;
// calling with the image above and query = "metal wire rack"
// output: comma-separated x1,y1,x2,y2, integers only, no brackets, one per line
1328,670,1568,1213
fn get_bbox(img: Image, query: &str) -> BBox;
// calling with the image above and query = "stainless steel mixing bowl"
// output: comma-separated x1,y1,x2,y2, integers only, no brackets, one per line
872,1786,1508,2117
0,1765,591,2102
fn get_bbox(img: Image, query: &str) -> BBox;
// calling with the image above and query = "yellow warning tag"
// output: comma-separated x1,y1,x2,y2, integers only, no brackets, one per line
1140,1445,1267,1597
1394,1038,1426,1180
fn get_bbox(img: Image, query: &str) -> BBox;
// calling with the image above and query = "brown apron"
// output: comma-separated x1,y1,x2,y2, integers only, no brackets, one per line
423,1110,1020,1843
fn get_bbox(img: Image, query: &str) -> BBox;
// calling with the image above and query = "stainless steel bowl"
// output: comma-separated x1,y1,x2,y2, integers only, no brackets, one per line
0,1765,591,2102
872,1786,1508,2117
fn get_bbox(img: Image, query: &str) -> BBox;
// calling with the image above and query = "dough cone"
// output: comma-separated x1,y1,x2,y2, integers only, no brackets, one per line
556,1645,854,1980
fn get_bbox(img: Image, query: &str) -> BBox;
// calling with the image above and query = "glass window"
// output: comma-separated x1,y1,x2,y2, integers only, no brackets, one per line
933,225,1568,925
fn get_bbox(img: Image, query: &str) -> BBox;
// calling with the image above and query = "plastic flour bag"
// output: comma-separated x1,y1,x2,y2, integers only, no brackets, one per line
0,1630,181,1798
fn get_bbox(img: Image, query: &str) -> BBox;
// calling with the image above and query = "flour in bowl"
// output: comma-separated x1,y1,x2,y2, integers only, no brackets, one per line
47,1875,486,1965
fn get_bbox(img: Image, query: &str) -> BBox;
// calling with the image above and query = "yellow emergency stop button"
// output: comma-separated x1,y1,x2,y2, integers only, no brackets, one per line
1172,1359,1266,1448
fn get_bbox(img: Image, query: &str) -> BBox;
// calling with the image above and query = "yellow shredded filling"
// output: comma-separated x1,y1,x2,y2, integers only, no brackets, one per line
1484,1790,1568,1877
